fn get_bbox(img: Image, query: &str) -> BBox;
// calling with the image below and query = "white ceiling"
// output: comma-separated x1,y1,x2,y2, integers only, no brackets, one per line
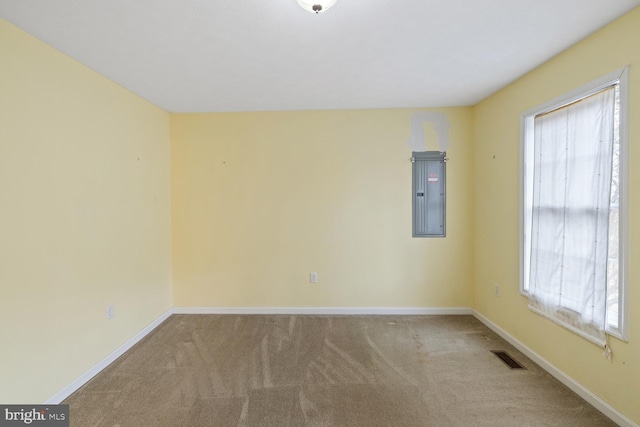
1,1,639,113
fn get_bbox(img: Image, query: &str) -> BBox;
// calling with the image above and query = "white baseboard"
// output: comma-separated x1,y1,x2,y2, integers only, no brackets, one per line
472,310,637,427
45,308,173,404
171,306,473,315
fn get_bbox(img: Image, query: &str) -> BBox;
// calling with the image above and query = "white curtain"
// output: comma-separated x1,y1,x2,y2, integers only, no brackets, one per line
528,87,615,347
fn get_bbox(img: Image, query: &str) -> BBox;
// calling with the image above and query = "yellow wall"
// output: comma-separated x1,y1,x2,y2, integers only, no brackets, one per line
171,109,474,308
0,19,172,403
472,7,640,424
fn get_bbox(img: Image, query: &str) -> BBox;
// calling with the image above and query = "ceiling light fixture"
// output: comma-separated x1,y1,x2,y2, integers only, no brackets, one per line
296,0,337,14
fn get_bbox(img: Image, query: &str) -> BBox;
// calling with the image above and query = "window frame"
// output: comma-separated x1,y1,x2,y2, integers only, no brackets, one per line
519,66,629,341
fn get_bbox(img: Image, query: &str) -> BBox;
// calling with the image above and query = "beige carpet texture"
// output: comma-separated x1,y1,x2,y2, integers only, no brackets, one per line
64,315,616,426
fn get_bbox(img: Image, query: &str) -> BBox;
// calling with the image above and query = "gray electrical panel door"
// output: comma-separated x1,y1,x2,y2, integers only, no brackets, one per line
412,151,446,237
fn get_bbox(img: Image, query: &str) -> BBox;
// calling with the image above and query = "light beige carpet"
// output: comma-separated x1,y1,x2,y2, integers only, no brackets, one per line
64,315,616,426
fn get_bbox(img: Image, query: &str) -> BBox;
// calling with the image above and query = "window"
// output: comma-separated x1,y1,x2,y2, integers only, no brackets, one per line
520,67,628,344
412,151,446,237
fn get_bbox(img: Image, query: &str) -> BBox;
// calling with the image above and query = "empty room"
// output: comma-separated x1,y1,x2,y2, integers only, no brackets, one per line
1,1,639,426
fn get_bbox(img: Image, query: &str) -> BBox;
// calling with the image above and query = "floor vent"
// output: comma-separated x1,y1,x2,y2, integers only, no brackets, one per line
491,350,525,369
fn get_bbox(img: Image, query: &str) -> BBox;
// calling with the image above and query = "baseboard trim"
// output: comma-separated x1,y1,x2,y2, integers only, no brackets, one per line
472,310,637,427
171,306,473,315
45,308,173,404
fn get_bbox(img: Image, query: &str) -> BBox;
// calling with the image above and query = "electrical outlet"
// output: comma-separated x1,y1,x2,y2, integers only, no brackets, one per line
494,285,500,297
106,304,115,320
310,272,318,283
